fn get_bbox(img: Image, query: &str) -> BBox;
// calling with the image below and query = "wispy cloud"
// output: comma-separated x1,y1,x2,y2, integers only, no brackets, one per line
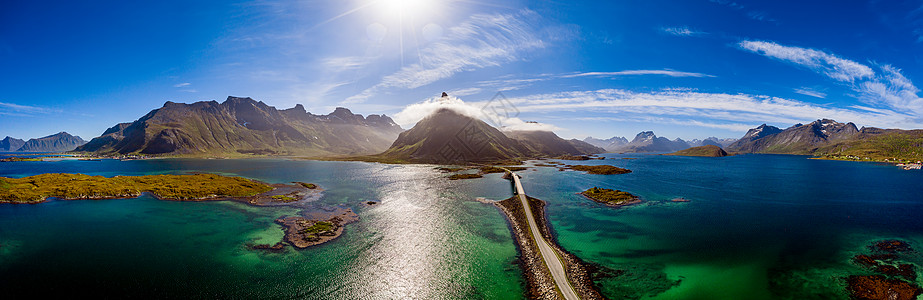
493,88,919,130
739,40,923,115
661,26,706,37
746,11,774,22
739,40,874,82
794,87,827,99
562,70,715,78
0,101,55,117
173,82,191,88
445,87,483,97
322,56,375,72
467,69,714,93
344,9,547,103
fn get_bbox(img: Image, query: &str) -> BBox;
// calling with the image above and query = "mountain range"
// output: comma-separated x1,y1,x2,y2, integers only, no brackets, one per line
75,96,404,156
19,94,919,163
583,133,736,153
727,119,923,160
368,108,603,164
0,132,86,152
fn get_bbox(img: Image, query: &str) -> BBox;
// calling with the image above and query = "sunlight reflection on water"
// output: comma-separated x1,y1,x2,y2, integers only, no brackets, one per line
330,165,461,299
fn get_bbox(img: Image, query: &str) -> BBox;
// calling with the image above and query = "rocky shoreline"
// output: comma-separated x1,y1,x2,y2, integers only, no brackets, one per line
275,208,359,249
495,196,604,300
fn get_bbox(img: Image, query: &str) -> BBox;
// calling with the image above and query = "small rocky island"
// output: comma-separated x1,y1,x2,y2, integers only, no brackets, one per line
562,165,632,175
580,187,642,207
274,208,359,249
665,145,730,157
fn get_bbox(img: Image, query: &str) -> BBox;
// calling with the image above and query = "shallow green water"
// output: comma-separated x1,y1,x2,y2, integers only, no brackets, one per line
1,155,922,298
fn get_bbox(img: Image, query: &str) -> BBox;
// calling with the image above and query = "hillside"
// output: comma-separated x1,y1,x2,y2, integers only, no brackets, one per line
371,108,531,163
16,132,86,152
368,108,600,164
727,119,923,161
727,119,859,154
0,137,25,152
505,130,604,156
666,145,729,157
814,128,923,161
75,97,403,157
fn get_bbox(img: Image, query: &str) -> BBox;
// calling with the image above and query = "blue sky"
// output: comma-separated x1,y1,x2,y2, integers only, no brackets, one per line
2,0,923,141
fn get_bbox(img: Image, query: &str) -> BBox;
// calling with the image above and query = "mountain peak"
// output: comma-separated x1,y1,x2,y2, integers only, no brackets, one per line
743,124,781,138
16,132,86,152
632,131,657,143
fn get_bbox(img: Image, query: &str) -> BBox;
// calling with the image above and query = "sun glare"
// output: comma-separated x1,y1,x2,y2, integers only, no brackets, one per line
383,0,434,18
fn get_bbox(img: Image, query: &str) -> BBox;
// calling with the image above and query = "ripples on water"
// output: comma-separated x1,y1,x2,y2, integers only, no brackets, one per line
1,156,922,299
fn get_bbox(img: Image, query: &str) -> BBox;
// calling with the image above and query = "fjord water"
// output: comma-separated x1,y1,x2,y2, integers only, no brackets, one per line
1,155,921,299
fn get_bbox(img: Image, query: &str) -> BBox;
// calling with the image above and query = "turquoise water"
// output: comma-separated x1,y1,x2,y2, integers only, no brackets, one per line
1,155,921,298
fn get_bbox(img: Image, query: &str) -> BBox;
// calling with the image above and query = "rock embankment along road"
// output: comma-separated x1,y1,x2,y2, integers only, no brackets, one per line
510,172,581,300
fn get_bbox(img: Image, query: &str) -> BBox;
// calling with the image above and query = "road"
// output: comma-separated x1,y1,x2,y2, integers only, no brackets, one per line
510,172,580,300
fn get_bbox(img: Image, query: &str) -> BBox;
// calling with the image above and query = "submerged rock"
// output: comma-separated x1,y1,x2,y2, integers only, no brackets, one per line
847,275,921,300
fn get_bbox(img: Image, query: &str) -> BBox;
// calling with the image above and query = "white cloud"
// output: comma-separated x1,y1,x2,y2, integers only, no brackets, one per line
562,70,715,78
322,56,373,72
661,26,706,37
573,116,755,132
794,87,827,98
344,10,547,103
739,40,874,82
173,82,191,88
392,96,487,126
740,40,923,116
499,88,920,130
0,102,52,114
392,95,559,132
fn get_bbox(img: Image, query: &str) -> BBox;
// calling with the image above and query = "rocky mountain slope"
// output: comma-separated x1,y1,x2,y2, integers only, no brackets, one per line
582,136,629,151
688,137,737,148
16,132,86,152
505,130,604,157
75,96,403,156
0,136,26,152
370,108,602,164
727,119,859,154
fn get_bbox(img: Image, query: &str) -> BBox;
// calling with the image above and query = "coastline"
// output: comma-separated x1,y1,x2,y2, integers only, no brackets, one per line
495,196,604,300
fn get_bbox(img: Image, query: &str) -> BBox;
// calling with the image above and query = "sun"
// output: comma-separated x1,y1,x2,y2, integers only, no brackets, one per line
382,0,435,19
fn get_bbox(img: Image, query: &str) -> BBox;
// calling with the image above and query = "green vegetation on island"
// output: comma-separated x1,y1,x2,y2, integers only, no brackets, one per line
448,173,483,180
295,182,317,189
271,194,298,202
301,221,335,236
566,165,632,175
0,173,273,203
580,187,641,207
665,145,730,157
0,157,43,162
816,131,923,162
